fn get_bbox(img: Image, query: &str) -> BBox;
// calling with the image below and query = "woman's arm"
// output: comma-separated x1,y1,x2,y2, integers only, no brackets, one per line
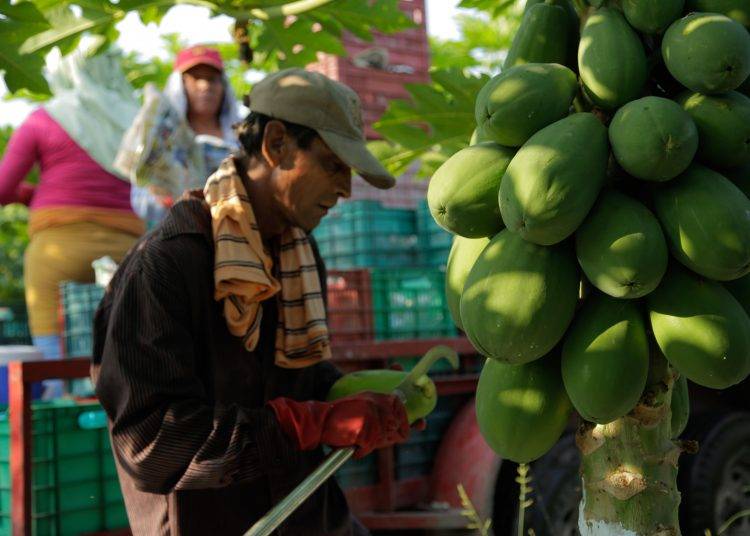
0,113,39,205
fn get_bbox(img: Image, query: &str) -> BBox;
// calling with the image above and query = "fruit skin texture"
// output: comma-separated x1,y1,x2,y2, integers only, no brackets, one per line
578,7,648,110
504,2,570,69
652,164,750,281
686,0,750,28
678,91,750,170
475,353,572,464
562,293,649,425
427,142,515,238
445,236,490,331
499,113,609,246
460,230,579,364
474,63,577,147
671,373,690,438
662,13,750,94
609,96,698,182
576,190,667,299
622,0,685,34
647,264,750,389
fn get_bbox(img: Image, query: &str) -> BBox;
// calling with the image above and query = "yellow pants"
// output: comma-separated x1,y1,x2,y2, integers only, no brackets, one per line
24,222,138,336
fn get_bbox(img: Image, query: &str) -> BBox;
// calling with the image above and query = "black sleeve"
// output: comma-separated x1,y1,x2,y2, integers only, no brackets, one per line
93,238,300,494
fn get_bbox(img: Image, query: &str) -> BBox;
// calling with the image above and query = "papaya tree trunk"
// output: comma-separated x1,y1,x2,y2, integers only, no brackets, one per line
576,353,696,536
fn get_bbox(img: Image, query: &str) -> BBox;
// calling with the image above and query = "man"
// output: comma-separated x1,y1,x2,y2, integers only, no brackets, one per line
92,69,412,535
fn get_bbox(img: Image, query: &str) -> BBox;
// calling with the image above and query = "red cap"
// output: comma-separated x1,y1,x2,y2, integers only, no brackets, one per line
174,45,224,74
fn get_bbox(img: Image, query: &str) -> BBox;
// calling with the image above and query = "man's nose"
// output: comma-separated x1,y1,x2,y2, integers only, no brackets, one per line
337,173,352,199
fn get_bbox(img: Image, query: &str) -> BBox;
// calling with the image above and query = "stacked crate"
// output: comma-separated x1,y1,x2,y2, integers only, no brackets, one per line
0,302,31,346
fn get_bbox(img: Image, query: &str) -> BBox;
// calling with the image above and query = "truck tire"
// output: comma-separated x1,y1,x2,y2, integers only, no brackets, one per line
679,412,750,536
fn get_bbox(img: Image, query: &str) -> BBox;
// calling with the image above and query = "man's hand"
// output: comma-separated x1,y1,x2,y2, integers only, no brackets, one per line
268,392,411,459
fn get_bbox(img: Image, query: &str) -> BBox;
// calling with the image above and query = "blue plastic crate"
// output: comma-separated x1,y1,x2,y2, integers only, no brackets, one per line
60,283,105,359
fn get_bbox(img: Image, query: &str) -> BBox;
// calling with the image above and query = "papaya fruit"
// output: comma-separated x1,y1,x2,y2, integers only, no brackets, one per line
685,0,750,28
524,0,579,67
469,124,492,145
622,0,685,34
499,113,609,246
575,190,667,299
475,352,572,464
671,373,690,438
677,91,750,170
445,236,490,330
662,13,750,94
647,264,750,389
427,142,515,238
504,2,570,69
578,8,648,110
327,347,459,423
609,96,698,182
475,63,577,147
739,75,750,97
652,164,750,281
725,273,750,315
562,293,649,424
460,230,579,364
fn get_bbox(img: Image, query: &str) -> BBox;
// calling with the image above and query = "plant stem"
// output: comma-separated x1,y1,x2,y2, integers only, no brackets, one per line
577,352,695,536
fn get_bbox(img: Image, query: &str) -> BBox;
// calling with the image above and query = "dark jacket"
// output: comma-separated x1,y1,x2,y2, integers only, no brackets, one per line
92,196,360,536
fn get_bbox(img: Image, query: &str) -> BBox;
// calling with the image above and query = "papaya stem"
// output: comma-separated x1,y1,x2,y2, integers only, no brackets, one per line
407,345,459,379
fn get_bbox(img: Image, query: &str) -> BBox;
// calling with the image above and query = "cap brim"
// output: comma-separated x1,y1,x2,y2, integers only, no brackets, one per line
177,58,224,74
317,130,396,189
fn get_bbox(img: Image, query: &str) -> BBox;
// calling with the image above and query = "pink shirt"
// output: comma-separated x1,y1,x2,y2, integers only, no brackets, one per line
0,108,135,212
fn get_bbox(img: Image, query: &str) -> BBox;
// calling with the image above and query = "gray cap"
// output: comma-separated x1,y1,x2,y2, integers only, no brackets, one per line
248,68,396,189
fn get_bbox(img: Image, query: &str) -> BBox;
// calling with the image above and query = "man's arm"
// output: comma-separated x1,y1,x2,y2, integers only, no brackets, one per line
94,240,300,494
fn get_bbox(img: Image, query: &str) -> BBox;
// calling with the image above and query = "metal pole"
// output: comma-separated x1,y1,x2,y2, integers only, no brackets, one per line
243,447,355,536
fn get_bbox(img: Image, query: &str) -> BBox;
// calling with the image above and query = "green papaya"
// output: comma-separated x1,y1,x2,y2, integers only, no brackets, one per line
622,0,685,34
327,370,436,422
671,373,690,438
609,96,698,182
562,293,649,424
647,264,750,389
460,230,579,364
445,236,490,330
427,142,514,238
499,113,609,246
685,0,750,28
652,165,750,281
662,13,750,94
576,190,667,299
678,91,750,170
469,124,492,145
475,63,577,147
739,75,750,97
578,8,648,110
725,273,750,315
504,2,570,69
524,0,579,67
476,353,572,463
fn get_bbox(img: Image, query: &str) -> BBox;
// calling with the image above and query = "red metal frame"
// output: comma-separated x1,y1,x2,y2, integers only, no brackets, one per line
8,339,481,534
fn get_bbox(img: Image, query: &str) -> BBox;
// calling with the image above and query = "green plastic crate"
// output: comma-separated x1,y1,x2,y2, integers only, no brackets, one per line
0,400,127,535
395,395,467,480
0,304,31,346
313,201,419,269
60,283,105,359
415,201,453,251
370,269,456,340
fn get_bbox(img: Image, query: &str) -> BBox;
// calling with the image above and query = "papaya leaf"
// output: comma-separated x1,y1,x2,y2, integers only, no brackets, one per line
0,1,51,94
373,68,488,177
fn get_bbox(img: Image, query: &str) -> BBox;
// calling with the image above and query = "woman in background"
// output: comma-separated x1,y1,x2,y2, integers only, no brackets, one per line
130,45,241,227
0,49,142,396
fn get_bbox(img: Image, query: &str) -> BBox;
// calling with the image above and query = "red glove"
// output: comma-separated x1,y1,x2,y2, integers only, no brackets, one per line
268,392,410,459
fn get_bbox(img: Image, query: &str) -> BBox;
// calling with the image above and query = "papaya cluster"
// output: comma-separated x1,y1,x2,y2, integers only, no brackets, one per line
428,0,750,464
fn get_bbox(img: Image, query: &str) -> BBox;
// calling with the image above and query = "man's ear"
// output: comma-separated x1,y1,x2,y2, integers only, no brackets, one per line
261,120,289,167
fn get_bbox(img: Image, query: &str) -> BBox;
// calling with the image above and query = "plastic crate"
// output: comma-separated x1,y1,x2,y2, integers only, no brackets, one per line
326,270,374,344
60,283,105,359
395,394,467,480
370,269,456,340
0,303,31,346
348,167,428,209
0,400,127,534
314,200,419,269
415,202,452,269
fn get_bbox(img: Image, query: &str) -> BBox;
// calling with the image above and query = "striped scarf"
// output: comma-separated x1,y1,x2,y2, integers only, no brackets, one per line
203,159,331,368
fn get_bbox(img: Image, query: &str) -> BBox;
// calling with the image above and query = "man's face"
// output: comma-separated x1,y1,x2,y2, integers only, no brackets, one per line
182,64,225,117
271,136,352,232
